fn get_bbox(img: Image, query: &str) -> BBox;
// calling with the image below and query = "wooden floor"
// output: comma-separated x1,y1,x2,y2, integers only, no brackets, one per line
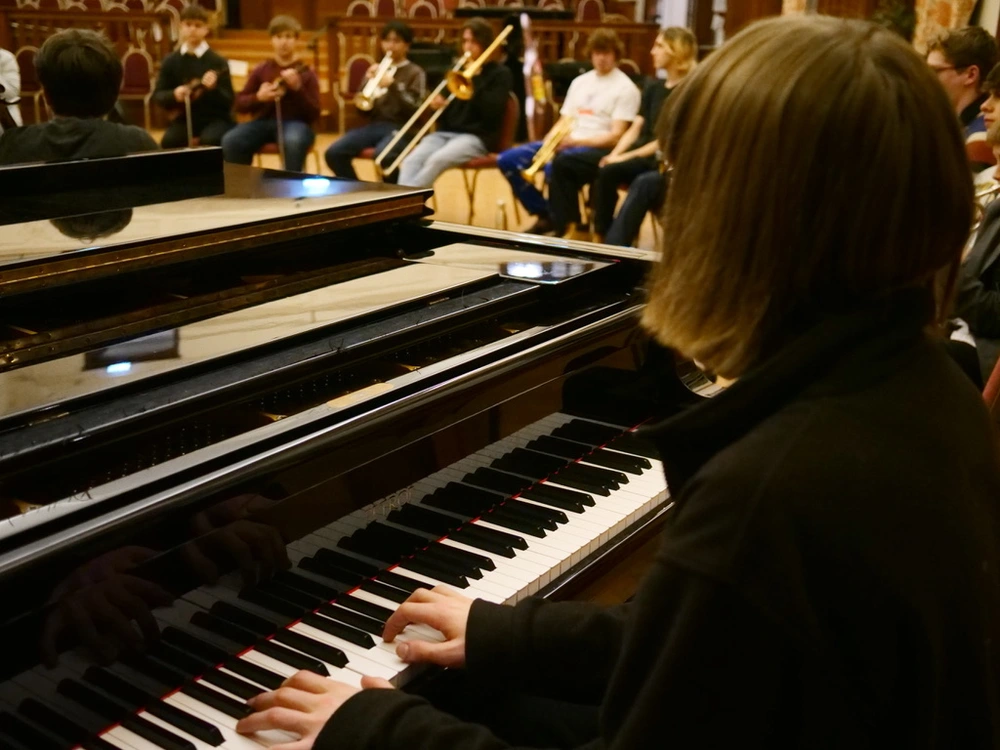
153,129,660,250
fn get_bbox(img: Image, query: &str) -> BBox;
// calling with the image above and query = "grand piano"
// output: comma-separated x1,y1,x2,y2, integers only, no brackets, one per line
0,148,693,750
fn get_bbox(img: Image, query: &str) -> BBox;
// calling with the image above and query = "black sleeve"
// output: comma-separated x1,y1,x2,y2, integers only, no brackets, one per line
153,54,181,110
956,212,1000,338
639,78,656,122
207,54,235,109
473,65,512,126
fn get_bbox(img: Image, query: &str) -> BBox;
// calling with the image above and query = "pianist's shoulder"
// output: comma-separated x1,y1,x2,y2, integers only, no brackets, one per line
0,118,159,166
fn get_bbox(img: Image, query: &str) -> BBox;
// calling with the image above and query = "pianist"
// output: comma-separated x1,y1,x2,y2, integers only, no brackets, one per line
236,16,1000,749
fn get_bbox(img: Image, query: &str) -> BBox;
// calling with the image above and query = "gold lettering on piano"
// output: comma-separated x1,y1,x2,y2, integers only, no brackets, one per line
326,382,395,410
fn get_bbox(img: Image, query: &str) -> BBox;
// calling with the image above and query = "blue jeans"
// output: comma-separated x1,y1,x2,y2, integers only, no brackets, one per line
497,141,549,216
325,121,407,182
397,131,486,188
605,169,667,247
221,118,316,173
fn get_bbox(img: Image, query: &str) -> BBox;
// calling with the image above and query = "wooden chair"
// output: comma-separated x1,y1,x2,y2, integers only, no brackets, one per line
254,143,323,173
118,46,155,130
617,58,641,78
457,0,484,7
374,0,397,15
14,46,44,123
984,355,1000,426
537,0,565,8
346,0,373,15
575,0,604,21
451,92,521,224
338,53,375,133
409,0,438,17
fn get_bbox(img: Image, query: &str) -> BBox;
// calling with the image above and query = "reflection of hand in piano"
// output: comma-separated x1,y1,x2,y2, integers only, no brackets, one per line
40,546,173,667
384,586,473,669
236,669,393,744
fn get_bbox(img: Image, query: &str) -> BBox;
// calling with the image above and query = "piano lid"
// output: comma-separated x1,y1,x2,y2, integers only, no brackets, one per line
0,150,433,296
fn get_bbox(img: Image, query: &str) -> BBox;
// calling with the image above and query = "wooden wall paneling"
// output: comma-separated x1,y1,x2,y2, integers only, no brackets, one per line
725,0,782,36
239,0,273,29
688,0,716,55
817,0,877,16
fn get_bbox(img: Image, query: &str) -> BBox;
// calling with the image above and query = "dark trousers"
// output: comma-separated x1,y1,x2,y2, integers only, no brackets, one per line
591,156,658,236
606,169,667,247
221,119,316,173
416,670,600,749
161,117,234,149
548,147,608,233
324,121,408,183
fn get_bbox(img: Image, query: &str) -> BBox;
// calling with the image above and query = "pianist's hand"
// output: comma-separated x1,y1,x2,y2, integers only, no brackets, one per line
236,670,394,747
382,586,473,668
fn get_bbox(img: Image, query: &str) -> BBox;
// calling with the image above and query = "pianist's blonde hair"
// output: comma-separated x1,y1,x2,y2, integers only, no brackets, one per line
642,15,972,378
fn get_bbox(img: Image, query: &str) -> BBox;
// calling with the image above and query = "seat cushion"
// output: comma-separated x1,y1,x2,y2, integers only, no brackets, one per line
462,154,499,169
358,147,376,159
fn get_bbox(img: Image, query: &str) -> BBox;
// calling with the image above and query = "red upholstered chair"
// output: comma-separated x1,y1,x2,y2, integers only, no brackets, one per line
338,53,375,132
346,0,373,15
984,356,1000,427
409,0,438,17
374,0,397,15
452,92,520,224
575,0,604,21
118,46,155,130
14,46,44,123
617,58,640,78
457,0,484,7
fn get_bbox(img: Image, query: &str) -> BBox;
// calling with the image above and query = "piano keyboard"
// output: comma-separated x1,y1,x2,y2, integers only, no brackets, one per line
0,413,671,750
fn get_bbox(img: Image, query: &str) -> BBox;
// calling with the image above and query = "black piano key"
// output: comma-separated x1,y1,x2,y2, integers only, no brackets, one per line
397,557,470,588
428,540,495,571
493,503,558,532
460,522,529,550
272,630,348,668
448,530,515,558
19,698,117,750
301,612,375,648
525,482,595,508
525,435,590,460
545,468,612,496
607,432,660,459
580,447,650,473
162,627,228,665
518,487,585,513
561,461,627,487
257,580,325,611
503,499,566,526
83,667,225,746
201,669,263,700
0,712,63,750
211,601,280,636
224,658,285,690
300,555,369,586
274,570,344,600
376,570,426,593
122,653,189,688
414,547,484,579
330,595,393,623
238,587,303,620
554,419,621,445
421,492,484,519
315,603,384,635
191,610,260,646
337,535,397,565
179,683,253,720
484,509,547,538
462,468,531,496
255,640,329,676
149,641,214,676
313,547,380,577
368,522,433,550
58,680,196,750
360,579,411,602
492,448,568,479
388,504,460,536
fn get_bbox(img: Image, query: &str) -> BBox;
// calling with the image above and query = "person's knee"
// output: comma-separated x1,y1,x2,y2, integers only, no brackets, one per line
497,148,519,172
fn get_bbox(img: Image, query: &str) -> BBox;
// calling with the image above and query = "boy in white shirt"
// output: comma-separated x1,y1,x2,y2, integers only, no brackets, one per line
0,46,22,132
498,28,640,238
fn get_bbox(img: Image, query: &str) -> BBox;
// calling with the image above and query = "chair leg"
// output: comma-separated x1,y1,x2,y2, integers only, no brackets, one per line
462,169,478,224
510,184,521,224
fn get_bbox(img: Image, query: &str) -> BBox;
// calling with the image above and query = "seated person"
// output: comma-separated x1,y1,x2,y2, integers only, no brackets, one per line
153,4,235,149
0,44,22,132
605,166,668,247
325,20,426,182
221,15,320,173
592,27,695,244
234,16,1000,750
927,26,998,171
397,18,512,188
0,29,157,165
497,28,641,239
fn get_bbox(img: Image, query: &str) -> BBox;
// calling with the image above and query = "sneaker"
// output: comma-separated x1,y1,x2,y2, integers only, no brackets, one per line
524,215,555,235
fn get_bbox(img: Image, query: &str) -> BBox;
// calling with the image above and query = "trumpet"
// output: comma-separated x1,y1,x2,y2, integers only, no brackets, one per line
376,51,472,177
521,116,575,182
355,52,397,112
446,25,514,100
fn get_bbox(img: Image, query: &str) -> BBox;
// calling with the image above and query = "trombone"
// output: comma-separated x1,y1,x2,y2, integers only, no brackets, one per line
377,24,515,177
521,116,575,182
355,52,396,112
376,51,471,177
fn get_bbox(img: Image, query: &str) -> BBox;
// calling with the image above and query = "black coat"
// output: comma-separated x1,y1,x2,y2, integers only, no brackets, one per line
958,197,1000,381
318,289,1000,750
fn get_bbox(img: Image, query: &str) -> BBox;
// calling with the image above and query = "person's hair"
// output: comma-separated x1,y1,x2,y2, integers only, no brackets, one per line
179,4,210,23
462,18,493,50
36,29,122,118
51,209,133,243
268,15,301,37
659,26,697,76
984,62,1000,95
381,20,413,45
644,16,972,378
585,28,624,60
927,26,998,89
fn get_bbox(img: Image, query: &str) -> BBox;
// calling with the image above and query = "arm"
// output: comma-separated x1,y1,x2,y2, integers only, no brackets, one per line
566,119,630,150
152,55,182,110
284,66,321,122
210,64,235,109
606,116,643,158
396,65,426,117
956,262,1000,337
474,65,513,126
235,64,265,113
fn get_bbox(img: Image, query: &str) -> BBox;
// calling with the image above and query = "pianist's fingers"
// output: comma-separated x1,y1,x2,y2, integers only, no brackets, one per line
361,675,394,689
236,672,361,744
245,685,320,712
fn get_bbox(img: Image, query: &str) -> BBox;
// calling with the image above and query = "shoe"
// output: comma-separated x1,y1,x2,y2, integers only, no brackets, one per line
561,223,592,242
524,215,555,235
